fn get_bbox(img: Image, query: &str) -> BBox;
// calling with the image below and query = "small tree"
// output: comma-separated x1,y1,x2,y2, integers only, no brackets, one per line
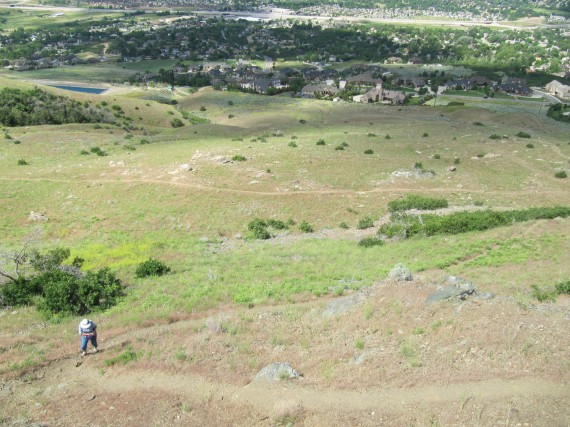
135,258,171,278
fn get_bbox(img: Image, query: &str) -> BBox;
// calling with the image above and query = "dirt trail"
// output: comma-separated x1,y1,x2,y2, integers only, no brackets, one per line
1,176,568,197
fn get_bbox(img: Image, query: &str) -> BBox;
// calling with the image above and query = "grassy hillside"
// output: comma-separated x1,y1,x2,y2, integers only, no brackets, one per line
1,79,569,425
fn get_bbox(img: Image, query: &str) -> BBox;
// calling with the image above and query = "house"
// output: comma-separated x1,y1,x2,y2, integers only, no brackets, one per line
301,83,339,97
545,80,570,99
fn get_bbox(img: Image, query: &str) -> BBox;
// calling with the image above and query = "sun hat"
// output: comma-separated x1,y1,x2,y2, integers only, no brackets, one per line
80,319,91,327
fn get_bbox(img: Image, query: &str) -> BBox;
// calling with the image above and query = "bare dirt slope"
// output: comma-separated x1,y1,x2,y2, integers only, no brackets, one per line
2,277,569,426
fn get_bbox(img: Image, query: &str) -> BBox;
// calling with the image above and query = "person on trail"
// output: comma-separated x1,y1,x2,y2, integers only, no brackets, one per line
78,319,98,356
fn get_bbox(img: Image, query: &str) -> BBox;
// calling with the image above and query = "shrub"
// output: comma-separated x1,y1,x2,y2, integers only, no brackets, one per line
379,206,570,238
199,106,206,111
123,144,136,151
248,218,271,239
90,146,107,156
554,171,567,179
299,119,306,124
422,132,429,137
299,221,314,233
555,280,570,295
228,114,235,119
434,154,441,159
17,159,28,165
388,194,449,212
341,142,349,147
367,133,376,137
288,141,297,147
473,122,484,126
447,101,464,106
526,143,534,149
339,221,349,229
454,157,461,165
232,154,246,161
335,145,344,151
316,139,326,145
531,285,557,303
414,162,423,170
140,139,150,145
489,134,501,139
516,131,531,138
267,219,288,230
358,237,384,247
228,100,234,106
0,277,37,306
477,153,485,158
13,140,21,145
385,134,391,139
364,149,374,154
170,118,184,128
357,217,374,229
80,150,90,155
135,258,171,279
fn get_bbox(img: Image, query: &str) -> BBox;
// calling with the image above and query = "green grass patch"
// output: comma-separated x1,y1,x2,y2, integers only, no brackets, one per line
104,345,144,367
388,194,449,212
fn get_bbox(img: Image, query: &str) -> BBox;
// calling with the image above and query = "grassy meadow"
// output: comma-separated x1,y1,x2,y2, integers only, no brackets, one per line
1,79,569,378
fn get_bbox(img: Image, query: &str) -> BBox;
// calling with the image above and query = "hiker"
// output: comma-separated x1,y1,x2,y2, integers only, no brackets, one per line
78,319,98,356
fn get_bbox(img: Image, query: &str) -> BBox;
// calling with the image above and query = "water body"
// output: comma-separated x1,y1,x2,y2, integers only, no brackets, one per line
49,85,107,94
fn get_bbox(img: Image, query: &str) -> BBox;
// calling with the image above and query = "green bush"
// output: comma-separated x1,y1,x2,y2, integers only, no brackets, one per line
232,154,246,161
489,134,501,139
531,285,557,303
339,221,349,229
434,154,441,159
267,219,288,230
135,258,171,278
555,280,570,295
364,149,374,154
385,134,391,139
357,217,374,229
516,131,531,138
526,143,534,149
17,159,28,165
0,277,38,306
247,218,271,239
358,237,384,247
335,145,344,151
80,150,89,155
36,270,82,314
90,146,107,156
473,122,484,126
388,194,449,212
299,221,314,233
288,141,297,147
554,171,567,179
379,206,570,238
170,118,184,128
316,139,326,145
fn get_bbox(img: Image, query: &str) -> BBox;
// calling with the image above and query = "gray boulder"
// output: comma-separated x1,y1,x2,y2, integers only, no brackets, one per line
426,276,476,304
254,363,302,382
388,263,413,282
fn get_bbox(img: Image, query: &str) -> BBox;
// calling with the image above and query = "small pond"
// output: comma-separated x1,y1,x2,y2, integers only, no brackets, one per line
49,85,107,94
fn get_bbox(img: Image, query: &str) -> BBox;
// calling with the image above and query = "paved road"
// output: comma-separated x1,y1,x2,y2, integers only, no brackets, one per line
531,88,562,104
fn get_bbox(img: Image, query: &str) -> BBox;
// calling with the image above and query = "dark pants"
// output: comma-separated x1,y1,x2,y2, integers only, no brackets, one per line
80,334,97,351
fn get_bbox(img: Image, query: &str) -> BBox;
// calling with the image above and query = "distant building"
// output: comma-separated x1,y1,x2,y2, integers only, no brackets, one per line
545,80,570,99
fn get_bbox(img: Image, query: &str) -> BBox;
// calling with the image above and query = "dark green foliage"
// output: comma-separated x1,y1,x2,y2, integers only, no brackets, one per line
80,150,90,155
13,140,21,145
316,139,326,145
422,132,429,137
140,139,150,145
0,277,37,306
385,134,391,139
232,154,247,161
364,149,374,154
200,106,207,111
388,194,449,212
547,103,570,123
358,237,384,247
90,146,107,156
248,218,271,239
414,162,423,169
135,258,171,279
473,122,484,126
299,119,307,124
0,88,113,127
531,285,557,303
288,141,297,147
516,131,531,138
434,154,441,159
554,171,567,179
357,217,374,229
555,280,570,295
489,134,502,139
267,219,288,230
17,159,28,165
123,144,136,151
526,143,534,149
35,270,81,314
170,118,184,128
29,248,70,273
454,157,461,165
447,101,464,106
299,221,314,233
367,133,376,137
339,221,349,229
379,207,570,238
105,345,143,366
335,145,344,151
